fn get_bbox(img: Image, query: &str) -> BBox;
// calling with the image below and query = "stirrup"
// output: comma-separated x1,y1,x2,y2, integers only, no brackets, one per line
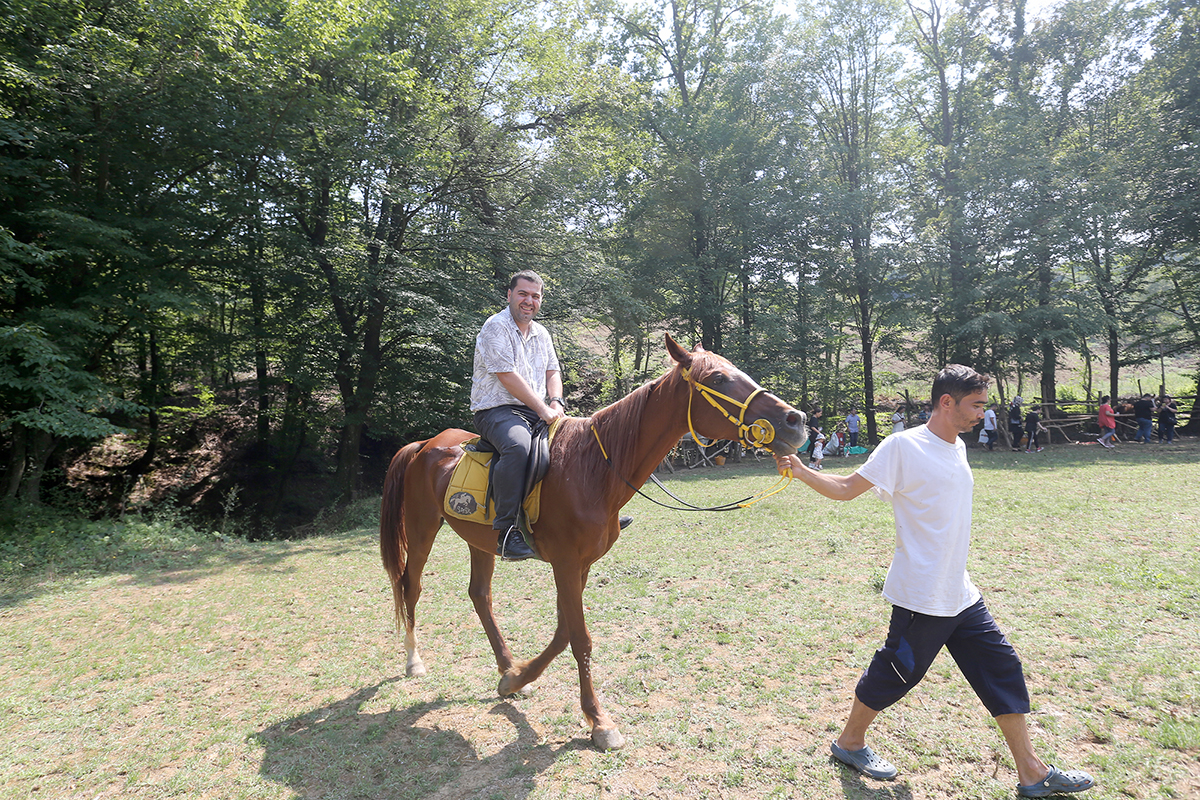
497,526,536,561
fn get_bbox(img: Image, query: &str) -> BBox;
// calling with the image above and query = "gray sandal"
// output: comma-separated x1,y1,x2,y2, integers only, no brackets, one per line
1016,765,1095,797
830,741,899,780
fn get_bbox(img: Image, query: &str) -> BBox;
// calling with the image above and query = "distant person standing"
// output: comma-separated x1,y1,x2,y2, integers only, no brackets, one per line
1097,396,1117,449
846,408,862,449
1008,397,1024,451
982,403,998,451
891,406,906,434
1132,394,1155,443
1024,406,1044,453
1157,396,1178,444
807,405,825,459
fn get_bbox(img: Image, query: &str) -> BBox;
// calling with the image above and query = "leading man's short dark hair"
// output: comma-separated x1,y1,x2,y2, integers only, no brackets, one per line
931,364,990,407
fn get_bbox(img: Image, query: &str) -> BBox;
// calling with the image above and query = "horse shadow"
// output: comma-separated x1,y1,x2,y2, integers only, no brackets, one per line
253,679,590,799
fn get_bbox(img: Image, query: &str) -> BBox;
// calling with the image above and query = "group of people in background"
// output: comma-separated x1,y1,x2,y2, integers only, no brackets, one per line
1002,397,1046,453
891,395,1045,452
819,391,1183,456
1099,393,1179,447
804,406,867,469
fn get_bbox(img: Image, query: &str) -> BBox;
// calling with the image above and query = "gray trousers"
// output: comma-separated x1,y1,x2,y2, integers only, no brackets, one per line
473,405,540,532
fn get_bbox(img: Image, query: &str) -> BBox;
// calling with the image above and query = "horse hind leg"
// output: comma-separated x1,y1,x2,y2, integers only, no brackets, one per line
466,545,536,696
390,577,426,677
395,509,442,678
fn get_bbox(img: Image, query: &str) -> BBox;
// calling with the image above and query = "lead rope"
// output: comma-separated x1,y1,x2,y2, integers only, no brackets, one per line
590,425,792,514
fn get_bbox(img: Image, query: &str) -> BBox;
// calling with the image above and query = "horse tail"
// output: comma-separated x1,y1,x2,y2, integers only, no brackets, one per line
380,439,425,634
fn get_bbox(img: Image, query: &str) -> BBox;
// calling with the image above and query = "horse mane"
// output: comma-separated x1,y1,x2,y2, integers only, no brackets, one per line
552,347,733,495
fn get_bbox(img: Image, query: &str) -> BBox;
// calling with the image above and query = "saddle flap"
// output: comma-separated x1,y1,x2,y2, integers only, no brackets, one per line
444,417,563,527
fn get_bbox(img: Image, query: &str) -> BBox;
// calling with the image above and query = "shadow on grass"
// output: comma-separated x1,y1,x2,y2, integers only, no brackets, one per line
253,679,590,799
832,763,915,800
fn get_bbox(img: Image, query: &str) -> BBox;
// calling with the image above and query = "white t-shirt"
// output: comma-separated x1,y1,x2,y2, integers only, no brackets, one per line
891,411,905,433
855,425,982,617
983,408,997,432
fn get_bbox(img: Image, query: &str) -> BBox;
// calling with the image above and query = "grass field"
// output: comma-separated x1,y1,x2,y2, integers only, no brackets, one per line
2,438,1199,799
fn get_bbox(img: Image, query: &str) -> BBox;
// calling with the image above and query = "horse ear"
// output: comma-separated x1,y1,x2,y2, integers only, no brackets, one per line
665,333,693,369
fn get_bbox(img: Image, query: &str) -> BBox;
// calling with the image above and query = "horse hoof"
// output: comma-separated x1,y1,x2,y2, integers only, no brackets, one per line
406,658,426,677
497,675,534,699
592,726,625,751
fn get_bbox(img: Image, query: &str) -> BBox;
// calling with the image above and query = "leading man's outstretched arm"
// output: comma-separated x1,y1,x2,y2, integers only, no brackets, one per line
775,454,875,501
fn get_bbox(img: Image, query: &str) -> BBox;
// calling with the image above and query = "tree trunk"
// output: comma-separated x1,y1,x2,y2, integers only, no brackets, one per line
2,423,28,501
1107,325,1120,403
796,270,812,403
694,208,721,352
740,244,752,365
125,327,160,478
17,428,56,505
859,293,878,445
1181,370,1200,435
250,239,271,448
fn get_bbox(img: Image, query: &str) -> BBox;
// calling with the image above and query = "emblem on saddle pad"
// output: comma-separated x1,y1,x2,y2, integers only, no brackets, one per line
448,491,477,516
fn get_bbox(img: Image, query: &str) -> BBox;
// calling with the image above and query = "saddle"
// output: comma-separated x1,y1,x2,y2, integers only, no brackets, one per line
443,417,562,535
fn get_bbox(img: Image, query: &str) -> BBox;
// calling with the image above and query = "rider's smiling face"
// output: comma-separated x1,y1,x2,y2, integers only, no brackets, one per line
507,278,542,328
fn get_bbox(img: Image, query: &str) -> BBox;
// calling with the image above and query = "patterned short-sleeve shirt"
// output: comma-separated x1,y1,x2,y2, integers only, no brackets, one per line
470,308,560,412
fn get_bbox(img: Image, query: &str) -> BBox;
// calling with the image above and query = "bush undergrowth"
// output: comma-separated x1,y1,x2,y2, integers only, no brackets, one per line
0,502,224,589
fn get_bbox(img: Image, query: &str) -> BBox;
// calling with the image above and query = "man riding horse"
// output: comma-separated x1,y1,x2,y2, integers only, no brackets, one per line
382,331,808,749
469,270,566,561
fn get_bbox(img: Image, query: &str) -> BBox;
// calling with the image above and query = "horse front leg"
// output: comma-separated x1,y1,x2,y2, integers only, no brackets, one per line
553,562,625,751
495,605,570,700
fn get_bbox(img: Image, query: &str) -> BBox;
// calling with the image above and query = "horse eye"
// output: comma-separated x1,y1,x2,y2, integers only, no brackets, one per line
710,373,729,386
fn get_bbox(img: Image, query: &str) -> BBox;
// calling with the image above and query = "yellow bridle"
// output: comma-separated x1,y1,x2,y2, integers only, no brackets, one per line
677,365,792,507
681,366,777,450
588,363,794,511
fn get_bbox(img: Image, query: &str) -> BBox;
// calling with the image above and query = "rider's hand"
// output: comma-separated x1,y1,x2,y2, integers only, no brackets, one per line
542,405,566,424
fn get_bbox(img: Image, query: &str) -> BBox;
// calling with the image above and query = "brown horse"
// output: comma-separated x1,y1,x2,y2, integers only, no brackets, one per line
379,334,807,750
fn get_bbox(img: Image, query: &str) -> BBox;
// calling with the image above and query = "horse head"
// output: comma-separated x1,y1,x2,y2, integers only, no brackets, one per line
665,334,807,455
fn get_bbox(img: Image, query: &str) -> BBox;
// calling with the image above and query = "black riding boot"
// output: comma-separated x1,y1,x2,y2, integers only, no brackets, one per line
497,525,536,561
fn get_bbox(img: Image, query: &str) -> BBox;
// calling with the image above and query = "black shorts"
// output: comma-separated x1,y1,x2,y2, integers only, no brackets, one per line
855,598,1031,717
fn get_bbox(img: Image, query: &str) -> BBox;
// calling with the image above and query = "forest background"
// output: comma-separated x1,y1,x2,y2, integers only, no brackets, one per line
2,0,1198,533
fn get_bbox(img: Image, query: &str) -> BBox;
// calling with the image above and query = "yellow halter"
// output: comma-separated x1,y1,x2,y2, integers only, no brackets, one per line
681,366,777,450
587,364,793,511
677,365,792,508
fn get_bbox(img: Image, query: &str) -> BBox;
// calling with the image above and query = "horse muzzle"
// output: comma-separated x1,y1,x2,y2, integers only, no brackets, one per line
763,408,807,455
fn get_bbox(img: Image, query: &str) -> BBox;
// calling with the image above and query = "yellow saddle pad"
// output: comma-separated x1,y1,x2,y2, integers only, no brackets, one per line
443,418,563,526
443,442,543,525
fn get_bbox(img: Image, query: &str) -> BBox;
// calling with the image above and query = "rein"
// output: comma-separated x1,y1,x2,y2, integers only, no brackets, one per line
590,368,793,513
